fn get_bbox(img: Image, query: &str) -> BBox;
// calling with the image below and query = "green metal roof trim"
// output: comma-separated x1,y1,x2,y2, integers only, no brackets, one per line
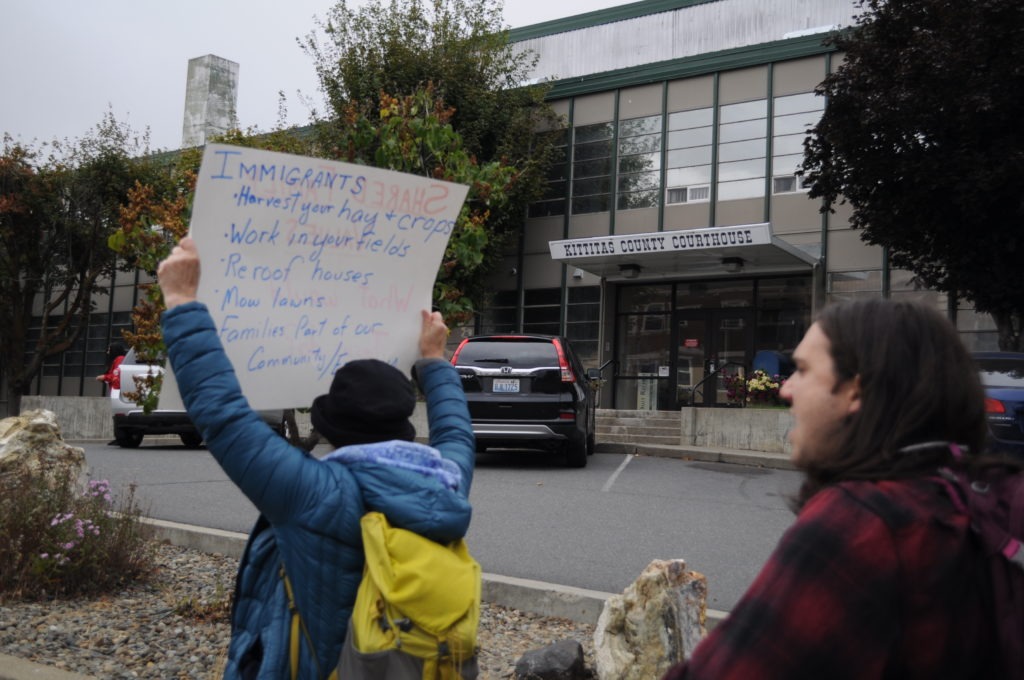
508,0,718,42
544,32,837,100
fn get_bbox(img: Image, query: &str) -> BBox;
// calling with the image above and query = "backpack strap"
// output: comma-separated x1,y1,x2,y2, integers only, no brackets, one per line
280,564,337,680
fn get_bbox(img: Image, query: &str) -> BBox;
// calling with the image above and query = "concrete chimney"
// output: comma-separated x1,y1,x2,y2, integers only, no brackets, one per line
181,55,239,148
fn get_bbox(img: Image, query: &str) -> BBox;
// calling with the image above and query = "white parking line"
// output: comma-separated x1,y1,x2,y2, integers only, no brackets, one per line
602,454,634,492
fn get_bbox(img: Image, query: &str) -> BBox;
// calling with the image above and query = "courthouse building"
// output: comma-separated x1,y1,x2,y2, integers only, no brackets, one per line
20,0,998,412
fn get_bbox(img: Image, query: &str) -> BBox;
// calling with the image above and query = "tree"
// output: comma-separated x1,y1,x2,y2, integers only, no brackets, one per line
0,116,163,415
302,0,561,313
803,0,1024,350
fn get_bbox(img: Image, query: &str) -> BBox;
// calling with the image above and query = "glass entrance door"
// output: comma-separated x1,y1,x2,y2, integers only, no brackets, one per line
675,309,753,407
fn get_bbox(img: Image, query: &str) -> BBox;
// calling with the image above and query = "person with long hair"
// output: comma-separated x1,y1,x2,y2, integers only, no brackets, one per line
663,298,1020,679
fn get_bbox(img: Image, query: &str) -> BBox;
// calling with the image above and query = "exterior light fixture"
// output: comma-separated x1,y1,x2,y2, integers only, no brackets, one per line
619,263,642,279
721,257,744,274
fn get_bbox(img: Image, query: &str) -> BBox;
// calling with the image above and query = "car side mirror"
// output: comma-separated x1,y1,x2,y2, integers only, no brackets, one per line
586,368,602,380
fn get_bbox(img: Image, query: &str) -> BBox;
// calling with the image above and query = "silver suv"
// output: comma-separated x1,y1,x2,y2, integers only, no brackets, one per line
110,348,285,448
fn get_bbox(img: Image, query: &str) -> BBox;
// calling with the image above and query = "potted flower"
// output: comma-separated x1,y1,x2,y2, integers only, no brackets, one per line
745,370,786,408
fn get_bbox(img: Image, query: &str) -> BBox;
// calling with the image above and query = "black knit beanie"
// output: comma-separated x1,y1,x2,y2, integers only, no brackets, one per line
310,359,417,448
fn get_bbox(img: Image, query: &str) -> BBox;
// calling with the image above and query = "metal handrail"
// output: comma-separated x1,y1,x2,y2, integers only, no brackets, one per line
687,361,746,406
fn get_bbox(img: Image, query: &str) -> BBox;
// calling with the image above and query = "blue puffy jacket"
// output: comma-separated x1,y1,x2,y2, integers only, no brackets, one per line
162,302,475,680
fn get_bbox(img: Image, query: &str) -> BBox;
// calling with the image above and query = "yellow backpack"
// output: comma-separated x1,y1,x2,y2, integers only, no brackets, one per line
282,511,481,680
340,511,481,679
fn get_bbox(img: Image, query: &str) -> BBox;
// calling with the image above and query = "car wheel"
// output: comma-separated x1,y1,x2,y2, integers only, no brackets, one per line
114,429,143,448
179,431,204,449
565,439,588,468
586,432,596,456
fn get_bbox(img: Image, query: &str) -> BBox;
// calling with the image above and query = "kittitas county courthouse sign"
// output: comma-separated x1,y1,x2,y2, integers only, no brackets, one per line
549,223,817,281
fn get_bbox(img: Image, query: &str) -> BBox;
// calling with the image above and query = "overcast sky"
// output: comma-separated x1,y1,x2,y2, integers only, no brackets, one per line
1,0,625,153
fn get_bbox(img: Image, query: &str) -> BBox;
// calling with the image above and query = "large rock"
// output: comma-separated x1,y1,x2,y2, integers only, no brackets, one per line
0,409,87,491
593,559,707,680
514,639,588,680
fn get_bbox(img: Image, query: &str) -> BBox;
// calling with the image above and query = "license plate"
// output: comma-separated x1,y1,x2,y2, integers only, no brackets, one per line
492,378,520,393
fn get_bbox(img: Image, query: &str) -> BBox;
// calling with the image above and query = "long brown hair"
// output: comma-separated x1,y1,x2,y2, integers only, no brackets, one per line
794,298,989,507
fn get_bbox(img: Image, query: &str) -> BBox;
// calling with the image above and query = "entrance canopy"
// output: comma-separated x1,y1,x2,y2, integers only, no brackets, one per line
549,223,818,281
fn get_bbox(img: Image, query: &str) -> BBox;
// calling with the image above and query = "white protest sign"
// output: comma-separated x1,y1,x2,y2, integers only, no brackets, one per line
159,143,468,411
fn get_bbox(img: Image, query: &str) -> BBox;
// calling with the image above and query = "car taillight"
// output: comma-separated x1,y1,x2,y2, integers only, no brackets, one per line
552,339,574,382
111,366,121,391
450,338,470,365
985,397,1006,414
558,408,576,421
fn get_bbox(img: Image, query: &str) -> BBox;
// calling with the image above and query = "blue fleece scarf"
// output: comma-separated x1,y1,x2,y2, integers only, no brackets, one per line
323,440,463,491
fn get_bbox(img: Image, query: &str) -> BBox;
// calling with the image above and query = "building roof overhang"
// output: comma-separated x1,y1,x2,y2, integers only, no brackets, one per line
549,223,818,282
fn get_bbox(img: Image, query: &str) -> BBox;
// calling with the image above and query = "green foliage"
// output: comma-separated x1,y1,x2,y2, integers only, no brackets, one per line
0,472,154,600
0,114,165,415
303,0,563,319
803,0,1024,349
317,88,520,322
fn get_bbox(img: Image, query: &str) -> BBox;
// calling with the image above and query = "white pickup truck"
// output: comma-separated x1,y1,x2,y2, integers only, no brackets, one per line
110,348,286,448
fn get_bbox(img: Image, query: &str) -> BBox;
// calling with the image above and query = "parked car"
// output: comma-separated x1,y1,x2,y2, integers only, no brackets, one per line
110,348,286,448
973,351,1024,459
450,334,597,467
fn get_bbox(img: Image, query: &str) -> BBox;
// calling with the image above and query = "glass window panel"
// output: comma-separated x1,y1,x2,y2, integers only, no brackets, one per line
523,306,561,324
773,111,820,136
540,179,567,200
620,285,672,313
574,123,614,143
718,138,766,163
827,270,884,292
524,287,561,306
668,128,713,149
617,171,660,193
716,177,766,200
618,133,661,155
567,304,599,322
718,119,768,144
677,279,754,309
573,140,613,161
665,165,712,187
618,152,660,174
529,199,566,218
569,286,601,304
617,189,659,210
773,92,824,116
572,194,610,214
666,146,712,168
719,99,767,124
772,133,805,156
619,115,662,136
573,176,611,196
575,157,612,178
668,108,714,130
771,153,803,176
718,158,765,182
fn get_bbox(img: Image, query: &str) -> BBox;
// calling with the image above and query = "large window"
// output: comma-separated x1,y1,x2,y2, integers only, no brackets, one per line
528,128,570,218
717,99,767,201
771,92,823,194
571,122,614,214
665,107,713,204
616,115,662,210
566,286,600,367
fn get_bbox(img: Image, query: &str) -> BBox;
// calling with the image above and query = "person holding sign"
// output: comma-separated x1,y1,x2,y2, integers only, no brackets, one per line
157,237,475,680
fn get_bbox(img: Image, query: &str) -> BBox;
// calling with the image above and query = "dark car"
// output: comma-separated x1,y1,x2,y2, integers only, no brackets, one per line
451,334,597,467
974,352,1024,459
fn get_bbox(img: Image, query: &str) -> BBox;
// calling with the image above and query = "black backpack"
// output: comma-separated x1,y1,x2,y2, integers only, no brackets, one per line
937,445,1024,680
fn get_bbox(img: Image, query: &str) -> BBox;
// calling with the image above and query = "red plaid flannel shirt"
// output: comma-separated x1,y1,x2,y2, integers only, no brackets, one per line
664,477,1001,679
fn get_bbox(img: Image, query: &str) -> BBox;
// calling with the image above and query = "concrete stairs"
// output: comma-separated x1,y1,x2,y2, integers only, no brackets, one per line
596,408,680,448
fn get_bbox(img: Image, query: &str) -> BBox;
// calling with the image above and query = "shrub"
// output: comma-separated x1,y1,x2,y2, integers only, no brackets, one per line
0,469,154,600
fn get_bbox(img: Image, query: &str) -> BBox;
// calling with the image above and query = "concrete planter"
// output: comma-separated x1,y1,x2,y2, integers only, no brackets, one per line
680,406,792,455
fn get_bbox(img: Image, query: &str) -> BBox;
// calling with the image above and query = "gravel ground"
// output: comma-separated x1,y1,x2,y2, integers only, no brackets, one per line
0,543,596,679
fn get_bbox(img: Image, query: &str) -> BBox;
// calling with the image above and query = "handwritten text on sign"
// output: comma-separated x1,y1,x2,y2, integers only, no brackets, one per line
160,144,468,412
